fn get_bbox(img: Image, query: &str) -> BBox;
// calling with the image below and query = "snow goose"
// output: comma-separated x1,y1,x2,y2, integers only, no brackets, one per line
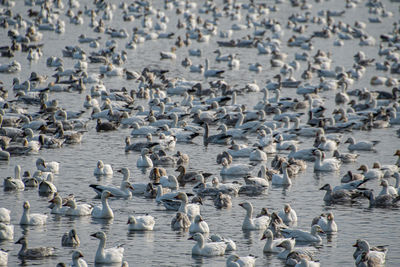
64,199,93,216
272,162,292,185
214,192,232,209
353,239,386,266
69,250,87,267
0,208,11,223
38,173,57,194
261,229,290,253
62,229,80,247
137,148,153,168
226,254,256,267
312,212,337,233
379,179,398,197
48,194,68,215
89,181,134,198
313,150,341,172
20,201,47,225
239,201,269,230
204,59,224,78
94,160,113,176
319,183,360,203
189,215,210,233
287,145,315,161
295,258,320,267
171,212,191,230
281,225,324,243
127,215,155,231
249,147,268,161
189,233,227,256
91,231,124,264
220,158,251,176
0,250,7,266
0,223,13,240
3,165,24,190
317,136,338,151
333,150,359,163
15,236,55,259
357,164,383,179
278,204,298,225
345,137,379,151
174,192,201,221
36,157,59,173
91,191,114,219
276,239,314,263
362,190,400,207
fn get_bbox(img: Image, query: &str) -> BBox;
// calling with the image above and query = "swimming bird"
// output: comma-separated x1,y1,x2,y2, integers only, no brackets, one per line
0,208,11,223
353,239,386,267
261,229,290,253
63,199,93,216
0,223,13,240
127,215,155,231
3,165,24,190
189,215,210,233
226,254,256,267
313,150,341,171
20,201,47,225
345,137,379,151
91,231,124,264
89,181,134,198
188,233,227,256
15,236,55,259
311,213,338,233
272,162,292,185
38,173,57,194
70,250,88,267
91,191,114,219
239,201,270,230
94,160,113,176
171,212,191,230
36,157,59,173
137,148,153,168
281,225,324,243
62,229,80,247
278,204,298,225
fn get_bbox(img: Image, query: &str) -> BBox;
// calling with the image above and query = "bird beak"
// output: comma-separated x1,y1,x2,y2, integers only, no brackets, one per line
260,234,266,240
117,169,122,173
238,203,243,207
188,236,194,240
90,233,97,237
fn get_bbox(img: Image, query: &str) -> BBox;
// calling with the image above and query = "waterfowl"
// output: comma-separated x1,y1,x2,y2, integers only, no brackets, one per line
62,229,80,247
189,215,210,233
226,254,256,267
20,201,47,225
379,179,398,197
204,59,224,78
91,191,114,219
345,137,379,151
295,258,321,267
189,233,227,256
90,181,134,198
281,225,324,243
278,204,298,225
90,160,113,176
0,208,11,223
69,250,87,267
38,173,57,194
214,192,232,209
64,198,93,216
312,212,337,233
137,148,153,168
313,150,341,172
36,157,59,173
239,201,270,230
361,190,400,207
174,192,201,221
127,215,155,231
171,212,191,230
203,123,232,145
3,165,24,190
261,229,291,253
0,250,7,266
353,239,386,266
48,194,68,215
319,184,356,203
287,145,316,161
220,158,251,176
272,162,292,185
276,239,314,264
91,231,124,264
0,223,13,240
333,150,359,163
15,236,55,259
357,164,384,179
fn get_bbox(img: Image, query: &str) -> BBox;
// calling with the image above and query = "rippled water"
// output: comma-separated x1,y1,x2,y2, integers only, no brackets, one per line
1,0,400,266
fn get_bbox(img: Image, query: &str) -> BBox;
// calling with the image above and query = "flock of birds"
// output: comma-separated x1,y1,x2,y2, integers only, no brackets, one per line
0,0,400,266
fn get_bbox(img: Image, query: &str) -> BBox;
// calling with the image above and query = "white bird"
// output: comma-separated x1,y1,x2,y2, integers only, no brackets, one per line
295,258,320,267
261,229,290,253
220,158,251,176
353,239,386,267
189,233,227,256
127,215,155,231
91,191,114,219
137,148,153,168
64,199,93,216
94,160,113,176
36,157,59,173
312,213,337,233
272,162,292,185
91,231,124,264
313,150,341,172
19,201,47,225
0,208,11,223
89,181,135,198
70,250,88,267
3,165,25,190
171,212,191,230
0,250,7,266
278,204,298,225
345,137,379,151
48,194,68,215
226,254,256,267
239,201,270,230
281,225,324,243
0,223,13,240
189,215,210,233
174,192,201,221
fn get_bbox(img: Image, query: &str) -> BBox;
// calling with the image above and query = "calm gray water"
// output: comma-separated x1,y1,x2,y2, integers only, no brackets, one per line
1,0,400,266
